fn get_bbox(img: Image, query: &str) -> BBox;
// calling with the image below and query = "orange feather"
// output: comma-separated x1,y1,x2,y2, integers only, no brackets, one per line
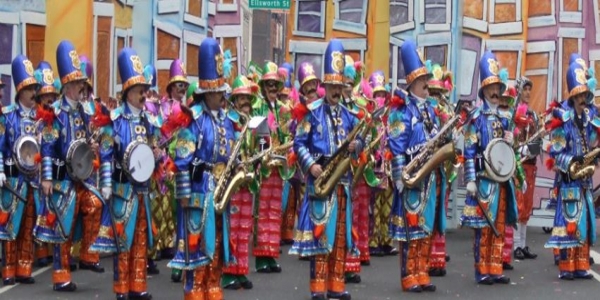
314,224,325,239
34,153,42,164
287,151,297,167
545,157,555,170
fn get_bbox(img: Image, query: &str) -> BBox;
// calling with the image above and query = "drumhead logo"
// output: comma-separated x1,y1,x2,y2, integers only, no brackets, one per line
69,51,81,70
130,56,144,75
43,69,54,85
488,59,499,75
23,60,34,76
331,51,344,73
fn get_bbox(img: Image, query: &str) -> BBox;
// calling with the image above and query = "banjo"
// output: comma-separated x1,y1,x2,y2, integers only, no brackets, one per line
13,135,40,177
65,138,96,182
483,138,516,183
122,140,155,184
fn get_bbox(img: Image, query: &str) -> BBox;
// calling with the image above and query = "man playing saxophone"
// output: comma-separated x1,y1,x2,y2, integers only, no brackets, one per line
460,51,518,285
387,39,447,293
290,39,364,300
544,61,598,281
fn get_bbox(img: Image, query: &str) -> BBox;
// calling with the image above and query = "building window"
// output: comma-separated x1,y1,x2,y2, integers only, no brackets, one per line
222,37,239,85
0,23,14,65
294,0,326,38
559,0,582,23
485,39,525,89
424,45,448,66
218,0,238,12
557,27,584,100
489,0,523,36
524,41,555,112
154,21,182,94
421,0,451,31
294,53,323,79
463,0,488,33
333,0,368,35
390,0,415,34
184,0,207,27
0,74,10,106
528,0,555,27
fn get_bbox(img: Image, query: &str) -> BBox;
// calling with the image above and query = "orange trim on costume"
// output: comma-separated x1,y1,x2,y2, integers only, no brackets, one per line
2,265,16,279
569,85,590,98
52,269,71,283
310,280,326,293
198,78,225,90
60,70,84,85
406,67,428,86
327,279,345,293
401,275,419,291
123,75,147,91
16,78,38,94
39,85,58,95
323,74,344,84
480,76,502,89
169,76,189,85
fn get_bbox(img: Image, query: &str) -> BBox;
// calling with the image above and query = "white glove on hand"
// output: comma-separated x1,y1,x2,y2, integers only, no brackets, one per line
466,181,477,196
0,173,6,188
395,180,404,193
519,146,530,157
521,181,528,193
504,131,514,144
101,187,112,200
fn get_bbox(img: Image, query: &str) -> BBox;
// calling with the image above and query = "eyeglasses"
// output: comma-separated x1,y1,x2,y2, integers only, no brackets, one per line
174,82,189,89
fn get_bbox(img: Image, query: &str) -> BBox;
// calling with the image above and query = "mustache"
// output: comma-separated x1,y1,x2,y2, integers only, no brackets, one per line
307,89,316,95
332,93,341,99
490,93,499,99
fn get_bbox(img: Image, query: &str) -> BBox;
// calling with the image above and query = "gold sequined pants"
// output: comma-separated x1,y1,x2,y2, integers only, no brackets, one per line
78,187,102,264
149,188,176,258
474,185,507,276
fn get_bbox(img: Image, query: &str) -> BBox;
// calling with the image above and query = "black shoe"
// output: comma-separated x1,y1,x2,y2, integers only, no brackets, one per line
445,255,451,262
590,257,595,265
299,256,310,261
280,239,294,245
160,248,175,259
369,247,384,257
269,264,282,273
15,276,35,284
513,247,525,260
171,270,182,282
79,261,105,273
327,291,351,299
69,263,77,272
116,293,127,300
239,276,253,289
429,268,446,277
382,245,399,256
128,291,152,299
421,284,436,292
3,278,15,286
53,281,77,292
147,265,160,275
559,272,574,280
574,271,594,279
311,293,327,300
406,285,423,292
256,265,271,273
493,275,510,284
345,273,361,284
224,280,242,290
522,246,538,259
360,260,370,266
503,262,514,270
477,276,494,285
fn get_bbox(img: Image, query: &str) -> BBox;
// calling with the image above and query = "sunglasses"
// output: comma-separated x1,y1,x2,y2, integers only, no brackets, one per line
174,82,189,89
265,81,278,88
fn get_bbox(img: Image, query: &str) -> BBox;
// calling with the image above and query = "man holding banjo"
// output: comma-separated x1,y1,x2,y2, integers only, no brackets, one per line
0,54,42,286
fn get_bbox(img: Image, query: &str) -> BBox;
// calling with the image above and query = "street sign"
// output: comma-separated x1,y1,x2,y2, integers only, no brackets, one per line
249,0,291,10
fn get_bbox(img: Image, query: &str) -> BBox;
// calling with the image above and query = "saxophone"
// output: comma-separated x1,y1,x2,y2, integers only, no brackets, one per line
263,141,293,168
568,147,600,180
214,112,255,214
352,127,385,187
401,113,463,189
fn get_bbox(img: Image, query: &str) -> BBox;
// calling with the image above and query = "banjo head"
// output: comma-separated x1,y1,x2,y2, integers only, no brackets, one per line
484,138,516,182
124,141,155,184
66,140,95,181
13,135,40,176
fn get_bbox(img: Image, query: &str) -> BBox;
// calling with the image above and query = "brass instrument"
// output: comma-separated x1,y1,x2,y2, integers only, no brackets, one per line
568,147,600,180
515,112,548,163
263,141,293,168
401,113,464,189
214,112,255,214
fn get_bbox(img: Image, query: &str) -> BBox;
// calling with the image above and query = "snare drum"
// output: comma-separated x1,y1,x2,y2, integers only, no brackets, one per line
483,138,516,182
66,139,95,181
123,140,155,184
12,135,40,177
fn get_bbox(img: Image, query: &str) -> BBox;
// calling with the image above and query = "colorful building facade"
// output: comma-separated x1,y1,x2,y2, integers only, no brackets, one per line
0,0,248,103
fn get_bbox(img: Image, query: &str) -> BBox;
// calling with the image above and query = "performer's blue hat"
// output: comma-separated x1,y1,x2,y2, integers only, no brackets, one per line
478,51,508,100
322,39,346,85
144,64,158,91
11,55,39,94
118,47,150,92
56,40,86,85
280,62,294,95
400,39,431,87
195,37,231,94
567,62,596,103
34,61,61,96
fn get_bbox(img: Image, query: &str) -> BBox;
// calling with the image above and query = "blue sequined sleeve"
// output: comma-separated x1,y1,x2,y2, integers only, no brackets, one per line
549,127,572,173
386,107,411,182
99,126,115,189
174,127,197,199
293,114,316,175
40,119,59,181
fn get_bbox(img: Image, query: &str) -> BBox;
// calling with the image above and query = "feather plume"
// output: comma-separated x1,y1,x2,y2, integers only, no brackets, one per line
287,151,298,167
385,83,391,92
513,127,520,137
292,102,309,121
143,65,153,84
93,158,100,170
317,85,325,98
354,61,363,72
294,80,301,91
390,95,405,108
161,107,192,138
278,67,289,80
53,79,62,91
588,67,596,79
34,153,42,164
587,77,597,92
91,103,111,128
289,88,300,104
545,118,563,132
360,79,373,99
384,149,393,161
344,64,356,80
443,72,454,92
499,68,509,83
425,60,432,73
356,109,365,120
375,96,385,109
267,111,278,131
35,105,55,127
514,103,529,128
223,49,233,78
33,69,43,84
80,61,88,77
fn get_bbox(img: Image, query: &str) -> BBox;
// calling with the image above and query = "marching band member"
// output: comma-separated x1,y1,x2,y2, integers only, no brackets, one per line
35,40,101,292
545,61,598,281
388,39,445,292
426,64,455,276
253,61,291,273
92,47,161,300
460,51,517,285
297,62,321,105
221,75,261,290
167,37,236,300
291,39,363,300
0,55,41,286
513,77,540,261
33,61,61,267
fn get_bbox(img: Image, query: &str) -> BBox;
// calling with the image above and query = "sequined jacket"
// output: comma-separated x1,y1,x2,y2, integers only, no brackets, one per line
0,104,40,180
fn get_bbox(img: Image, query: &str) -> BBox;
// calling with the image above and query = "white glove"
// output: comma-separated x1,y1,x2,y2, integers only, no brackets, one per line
519,146,530,157
395,180,404,193
466,181,477,196
101,187,112,200
0,173,6,188
504,131,514,144
521,181,528,193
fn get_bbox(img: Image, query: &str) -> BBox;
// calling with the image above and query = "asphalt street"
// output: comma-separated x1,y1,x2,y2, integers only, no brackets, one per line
1,227,599,300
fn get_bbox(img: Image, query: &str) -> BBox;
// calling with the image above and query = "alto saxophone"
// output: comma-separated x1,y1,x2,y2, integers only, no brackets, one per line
401,113,463,189
214,112,255,214
568,147,600,180
352,129,385,187
263,141,293,168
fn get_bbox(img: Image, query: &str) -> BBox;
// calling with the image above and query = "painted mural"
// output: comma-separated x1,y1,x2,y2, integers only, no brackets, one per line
0,0,248,105
286,0,600,228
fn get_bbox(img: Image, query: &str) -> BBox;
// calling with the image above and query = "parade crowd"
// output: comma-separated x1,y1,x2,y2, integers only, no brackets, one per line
0,37,598,300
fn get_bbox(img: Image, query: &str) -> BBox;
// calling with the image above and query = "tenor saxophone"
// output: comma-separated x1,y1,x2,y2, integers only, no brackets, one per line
352,130,385,187
568,147,600,180
401,113,463,189
263,141,293,168
214,112,255,214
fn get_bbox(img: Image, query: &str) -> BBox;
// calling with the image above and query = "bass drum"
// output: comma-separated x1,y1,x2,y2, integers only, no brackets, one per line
66,138,95,181
123,140,155,184
12,135,40,177
483,138,516,183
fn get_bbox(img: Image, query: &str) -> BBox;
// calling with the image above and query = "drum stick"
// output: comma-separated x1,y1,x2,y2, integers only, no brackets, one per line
184,208,190,266
2,183,28,203
45,193,68,240
475,197,500,237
